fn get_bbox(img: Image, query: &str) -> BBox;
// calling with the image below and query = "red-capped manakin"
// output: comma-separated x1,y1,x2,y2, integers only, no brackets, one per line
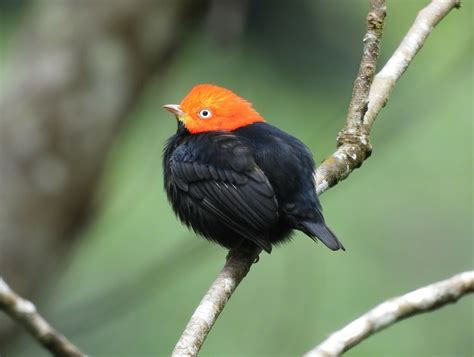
163,84,343,253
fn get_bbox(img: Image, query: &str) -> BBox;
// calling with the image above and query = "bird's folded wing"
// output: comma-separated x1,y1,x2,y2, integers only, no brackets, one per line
170,160,278,252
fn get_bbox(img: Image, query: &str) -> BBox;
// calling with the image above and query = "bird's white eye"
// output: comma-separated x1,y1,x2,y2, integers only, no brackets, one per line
198,109,212,119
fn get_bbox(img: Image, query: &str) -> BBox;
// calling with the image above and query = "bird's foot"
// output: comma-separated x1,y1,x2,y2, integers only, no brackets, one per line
227,241,261,264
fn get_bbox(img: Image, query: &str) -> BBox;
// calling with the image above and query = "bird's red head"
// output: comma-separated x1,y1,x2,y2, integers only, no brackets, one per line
163,84,265,134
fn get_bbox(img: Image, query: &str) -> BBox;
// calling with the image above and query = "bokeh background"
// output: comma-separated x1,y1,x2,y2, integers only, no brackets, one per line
0,0,472,356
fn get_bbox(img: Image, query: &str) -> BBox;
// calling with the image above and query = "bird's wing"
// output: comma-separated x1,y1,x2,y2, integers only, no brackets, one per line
169,159,279,252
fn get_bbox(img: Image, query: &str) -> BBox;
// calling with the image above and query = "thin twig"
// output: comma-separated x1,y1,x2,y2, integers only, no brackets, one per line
364,0,462,130
173,0,461,355
305,271,474,357
0,277,85,357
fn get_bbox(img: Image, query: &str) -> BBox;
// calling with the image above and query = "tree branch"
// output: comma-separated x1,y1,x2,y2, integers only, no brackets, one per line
363,0,461,130
173,1,386,355
172,248,260,356
304,271,474,357
0,277,85,357
173,0,461,355
315,0,461,193
315,0,386,195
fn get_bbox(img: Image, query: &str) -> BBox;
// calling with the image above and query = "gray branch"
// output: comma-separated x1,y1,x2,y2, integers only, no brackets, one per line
0,277,85,357
172,0,462,355
172,248,261,356
304,271,474,357
315,0,386,195
315,0,461,193
363,0,461,130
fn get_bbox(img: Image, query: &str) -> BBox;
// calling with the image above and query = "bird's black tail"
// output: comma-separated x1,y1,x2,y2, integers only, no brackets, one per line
300,221,345,251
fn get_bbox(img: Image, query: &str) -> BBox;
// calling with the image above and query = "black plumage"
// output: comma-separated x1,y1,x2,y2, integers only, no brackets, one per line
163,121,344,253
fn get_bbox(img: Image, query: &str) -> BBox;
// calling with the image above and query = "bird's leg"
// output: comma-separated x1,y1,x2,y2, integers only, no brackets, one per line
226,240,261,264
226,239,245,261
225,249,233,262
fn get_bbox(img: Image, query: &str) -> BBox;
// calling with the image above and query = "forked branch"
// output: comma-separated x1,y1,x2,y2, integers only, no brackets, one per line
172,0,461,355
315,0,461,193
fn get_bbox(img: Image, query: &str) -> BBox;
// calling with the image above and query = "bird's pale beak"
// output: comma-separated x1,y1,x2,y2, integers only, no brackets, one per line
163,104,184,117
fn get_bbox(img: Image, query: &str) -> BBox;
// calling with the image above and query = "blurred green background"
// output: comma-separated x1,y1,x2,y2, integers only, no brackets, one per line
1,0,472,356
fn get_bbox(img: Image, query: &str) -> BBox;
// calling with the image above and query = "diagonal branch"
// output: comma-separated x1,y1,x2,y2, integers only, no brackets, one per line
172,0,461,355
304,271,474,357
172,248,261,356
363,0,461,130
0,277,85,357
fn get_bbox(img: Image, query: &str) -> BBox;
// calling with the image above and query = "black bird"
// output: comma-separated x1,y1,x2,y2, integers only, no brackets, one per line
163,84,343,253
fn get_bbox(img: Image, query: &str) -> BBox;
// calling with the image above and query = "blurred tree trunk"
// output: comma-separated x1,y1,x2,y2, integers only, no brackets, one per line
0,0,206,343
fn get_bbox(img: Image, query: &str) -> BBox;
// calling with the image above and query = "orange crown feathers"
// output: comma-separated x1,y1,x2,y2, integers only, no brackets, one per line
165,84,265,134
